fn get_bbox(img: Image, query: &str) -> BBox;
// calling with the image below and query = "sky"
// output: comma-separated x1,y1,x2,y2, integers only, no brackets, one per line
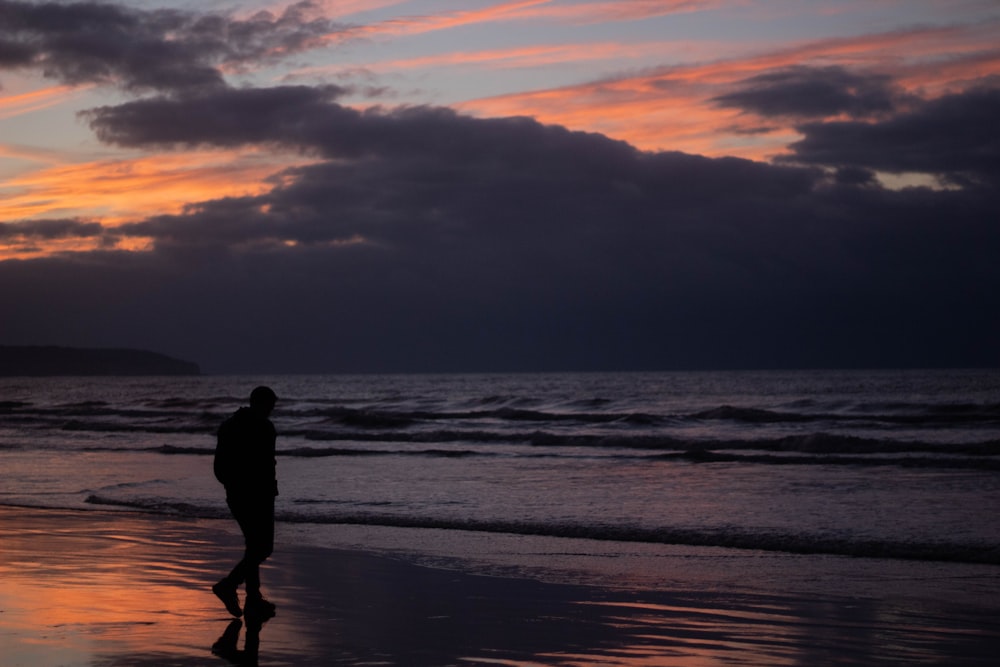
1,0,998,374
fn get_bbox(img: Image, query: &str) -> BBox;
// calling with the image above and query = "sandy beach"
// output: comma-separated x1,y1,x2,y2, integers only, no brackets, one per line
1,505,998,666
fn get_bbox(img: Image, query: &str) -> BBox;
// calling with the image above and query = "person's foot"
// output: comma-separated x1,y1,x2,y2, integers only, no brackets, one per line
213,580,242,618
244,595,276,620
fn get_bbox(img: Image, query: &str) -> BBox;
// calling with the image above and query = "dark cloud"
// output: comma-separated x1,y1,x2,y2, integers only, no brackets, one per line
712,65,905,119
0,218,104,240
3,181,995,372
84,85,349,148
832,166,878,187
85,87,821,255
784,86,1000,187
0,0,344,91
83,84,641,174
6,88,1000,372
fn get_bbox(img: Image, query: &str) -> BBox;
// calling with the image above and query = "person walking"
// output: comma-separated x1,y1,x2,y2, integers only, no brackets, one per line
212,386,279,619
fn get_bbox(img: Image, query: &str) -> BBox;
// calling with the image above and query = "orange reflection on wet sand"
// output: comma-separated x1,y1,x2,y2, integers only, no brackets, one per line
3,506,996,665
0,508,305,666
522,599,806,667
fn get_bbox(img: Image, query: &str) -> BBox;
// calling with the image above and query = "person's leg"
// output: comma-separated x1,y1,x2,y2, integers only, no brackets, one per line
241,499,275,617
213,496,260,617
224,556,247,588
223,496,256,587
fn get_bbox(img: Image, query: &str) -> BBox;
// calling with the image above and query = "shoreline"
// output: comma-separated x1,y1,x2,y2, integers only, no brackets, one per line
1,505,998,666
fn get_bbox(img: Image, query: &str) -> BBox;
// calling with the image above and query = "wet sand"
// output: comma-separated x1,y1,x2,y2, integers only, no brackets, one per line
0,506,997,666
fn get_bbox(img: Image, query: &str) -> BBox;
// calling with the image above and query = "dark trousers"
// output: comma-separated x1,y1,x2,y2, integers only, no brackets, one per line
223,494,274,597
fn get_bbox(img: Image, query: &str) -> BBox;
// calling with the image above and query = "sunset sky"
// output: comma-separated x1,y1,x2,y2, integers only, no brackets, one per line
2,0,998,373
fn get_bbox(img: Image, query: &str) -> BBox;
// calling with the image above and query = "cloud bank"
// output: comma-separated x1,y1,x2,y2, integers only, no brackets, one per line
1,1,997,372
0,0,344,91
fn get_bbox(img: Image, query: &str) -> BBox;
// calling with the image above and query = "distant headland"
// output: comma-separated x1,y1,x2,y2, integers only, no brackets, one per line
0,346,201,376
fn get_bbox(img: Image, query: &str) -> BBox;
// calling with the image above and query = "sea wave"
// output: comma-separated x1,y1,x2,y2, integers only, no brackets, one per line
693,403,1000,425
7,398,1000,424
70,435,1000,470
290,427,1000,455
659,450,1000,470
269,402,1000,429
83,495,223,519
76,496,1000,565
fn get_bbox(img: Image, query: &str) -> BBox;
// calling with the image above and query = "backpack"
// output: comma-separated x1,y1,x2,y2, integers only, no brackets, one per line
214,415,238,486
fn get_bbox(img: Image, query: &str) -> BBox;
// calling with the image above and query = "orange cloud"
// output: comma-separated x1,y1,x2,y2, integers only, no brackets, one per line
0,142,67,168
518,0,726,24
298,39,722,78
0,85,82,120
1,150,303,223
381,43,625,70
458,23,1000,157
361,0,550,38
312,0,410,18
457,53,784,157
354,0,721,40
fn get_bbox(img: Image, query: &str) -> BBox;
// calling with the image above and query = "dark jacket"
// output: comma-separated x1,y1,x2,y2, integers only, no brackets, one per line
214,407,278,499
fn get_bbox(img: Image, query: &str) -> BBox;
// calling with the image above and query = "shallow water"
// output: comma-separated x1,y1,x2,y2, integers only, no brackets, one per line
1,370,999,564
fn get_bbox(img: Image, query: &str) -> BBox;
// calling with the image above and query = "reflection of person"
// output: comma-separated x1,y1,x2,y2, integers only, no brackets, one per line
212,386,278,619
212,617,267,666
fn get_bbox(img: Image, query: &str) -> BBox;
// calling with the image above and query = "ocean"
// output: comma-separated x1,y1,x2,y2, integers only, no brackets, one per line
2,369,999,579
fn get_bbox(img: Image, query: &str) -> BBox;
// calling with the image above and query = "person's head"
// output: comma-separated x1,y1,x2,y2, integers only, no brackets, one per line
249,386,277,415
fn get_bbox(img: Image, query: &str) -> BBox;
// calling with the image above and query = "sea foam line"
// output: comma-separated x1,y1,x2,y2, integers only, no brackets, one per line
77,495,1000,566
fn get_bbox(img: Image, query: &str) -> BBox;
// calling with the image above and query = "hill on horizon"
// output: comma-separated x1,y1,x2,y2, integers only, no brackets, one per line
0,346,200,376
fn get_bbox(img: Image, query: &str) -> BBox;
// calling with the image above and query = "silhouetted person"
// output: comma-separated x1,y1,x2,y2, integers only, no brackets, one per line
212,386,278,620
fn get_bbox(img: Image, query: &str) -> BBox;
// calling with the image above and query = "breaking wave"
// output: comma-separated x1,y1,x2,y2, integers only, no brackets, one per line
79,494,1000,566
71,436,1000,470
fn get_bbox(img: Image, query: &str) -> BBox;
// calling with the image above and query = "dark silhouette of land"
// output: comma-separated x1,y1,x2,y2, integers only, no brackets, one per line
0,346,200,376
